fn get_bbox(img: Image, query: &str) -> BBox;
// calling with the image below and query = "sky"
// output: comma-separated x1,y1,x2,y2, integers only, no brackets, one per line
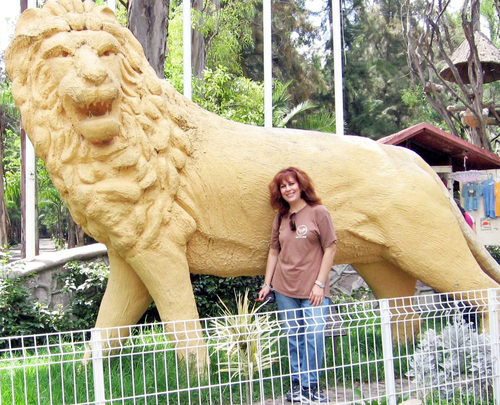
0,2,20,58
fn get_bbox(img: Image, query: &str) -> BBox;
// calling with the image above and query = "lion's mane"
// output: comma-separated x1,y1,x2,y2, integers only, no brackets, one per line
5,0,195,251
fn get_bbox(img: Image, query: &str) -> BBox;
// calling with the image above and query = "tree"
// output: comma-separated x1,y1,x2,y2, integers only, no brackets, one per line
0,105,8,247
0,75,19,246
120,0,170,78
404,0,500,151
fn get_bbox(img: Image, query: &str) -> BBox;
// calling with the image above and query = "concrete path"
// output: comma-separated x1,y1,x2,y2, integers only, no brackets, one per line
8,238,57,262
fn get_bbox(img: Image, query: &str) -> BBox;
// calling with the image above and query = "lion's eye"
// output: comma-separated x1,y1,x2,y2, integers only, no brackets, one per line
44,46,72,59
99,45,118,57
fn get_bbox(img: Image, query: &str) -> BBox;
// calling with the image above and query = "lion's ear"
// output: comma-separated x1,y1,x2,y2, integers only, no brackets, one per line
94,5,118,23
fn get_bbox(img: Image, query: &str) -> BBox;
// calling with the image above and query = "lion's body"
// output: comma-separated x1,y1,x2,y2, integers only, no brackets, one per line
6,0,500,354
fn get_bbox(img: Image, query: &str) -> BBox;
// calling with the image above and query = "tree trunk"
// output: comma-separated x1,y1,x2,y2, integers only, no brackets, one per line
192,0,206,78
77,225,85,246
0,106,9,247
127,0,170,78
68,212,76,249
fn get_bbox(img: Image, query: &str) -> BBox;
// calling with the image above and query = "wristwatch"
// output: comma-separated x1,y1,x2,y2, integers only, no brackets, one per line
314,280,326,288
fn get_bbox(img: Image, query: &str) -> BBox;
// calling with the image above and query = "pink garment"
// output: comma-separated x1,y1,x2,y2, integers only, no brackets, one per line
464,212,475,229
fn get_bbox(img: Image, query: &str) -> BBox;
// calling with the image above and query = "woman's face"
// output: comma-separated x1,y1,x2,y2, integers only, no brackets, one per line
280,176,302,204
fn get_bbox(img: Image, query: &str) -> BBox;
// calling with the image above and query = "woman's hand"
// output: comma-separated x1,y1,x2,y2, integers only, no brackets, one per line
309,284,324,306
257,285,272,301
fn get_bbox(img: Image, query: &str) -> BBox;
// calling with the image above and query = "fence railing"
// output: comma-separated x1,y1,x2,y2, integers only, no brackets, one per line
1,289,499,404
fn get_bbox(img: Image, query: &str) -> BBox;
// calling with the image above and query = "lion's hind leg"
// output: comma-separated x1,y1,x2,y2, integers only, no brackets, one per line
353,261,421,343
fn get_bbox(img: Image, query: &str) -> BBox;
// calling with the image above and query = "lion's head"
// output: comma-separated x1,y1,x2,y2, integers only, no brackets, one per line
5,0,194,251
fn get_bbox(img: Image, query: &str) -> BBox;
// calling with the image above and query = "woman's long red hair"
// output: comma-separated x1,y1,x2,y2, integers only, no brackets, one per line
269,167,321,217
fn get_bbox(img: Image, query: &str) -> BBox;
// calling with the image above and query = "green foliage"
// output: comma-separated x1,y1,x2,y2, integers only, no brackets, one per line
59,261,110,330
164,7,184,90
193,0,259,75
486,245,500,264
210,290,282,402
193,66,265,125
0,274,49,338
0,260,109,340
191,273,269,319
400,87,447,129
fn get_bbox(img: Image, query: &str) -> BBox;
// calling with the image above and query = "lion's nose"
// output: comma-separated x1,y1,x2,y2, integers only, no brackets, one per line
76,46,108,85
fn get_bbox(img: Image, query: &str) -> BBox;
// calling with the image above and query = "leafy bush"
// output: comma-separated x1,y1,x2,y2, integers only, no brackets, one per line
191,273,270,319
59,260,110,330
0,257,267,338
486,245,500,264
0,274,53,338
407,315,492,401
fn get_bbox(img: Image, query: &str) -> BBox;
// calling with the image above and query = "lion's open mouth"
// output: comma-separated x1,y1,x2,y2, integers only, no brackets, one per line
88,100,112,118
74,98,120,144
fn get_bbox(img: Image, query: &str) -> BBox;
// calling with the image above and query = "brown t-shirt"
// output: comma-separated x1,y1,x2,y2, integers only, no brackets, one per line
270,204,337,299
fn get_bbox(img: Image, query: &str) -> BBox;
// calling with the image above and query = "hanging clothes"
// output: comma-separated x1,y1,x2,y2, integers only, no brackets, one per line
495,181,500,217
462,182,481,211
481,178,497,218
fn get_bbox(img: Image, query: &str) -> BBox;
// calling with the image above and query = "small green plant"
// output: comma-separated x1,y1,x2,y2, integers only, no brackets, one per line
210,290,282,404
0,245,12,264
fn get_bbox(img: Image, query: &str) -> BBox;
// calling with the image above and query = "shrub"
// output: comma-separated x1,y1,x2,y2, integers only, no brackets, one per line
0,274,51,338
59,260,110,330
0,258,267,338
407,315,492,401
486,245,500,264
191,274,270,319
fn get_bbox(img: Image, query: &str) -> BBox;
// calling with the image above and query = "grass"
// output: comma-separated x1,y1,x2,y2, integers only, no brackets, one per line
0,325,289,405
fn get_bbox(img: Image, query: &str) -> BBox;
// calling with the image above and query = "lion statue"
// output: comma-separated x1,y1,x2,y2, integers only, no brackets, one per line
5,0,500,360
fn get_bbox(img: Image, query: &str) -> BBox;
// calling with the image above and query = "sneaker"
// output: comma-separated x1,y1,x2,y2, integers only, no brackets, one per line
302,385,328,403
286,380,302,402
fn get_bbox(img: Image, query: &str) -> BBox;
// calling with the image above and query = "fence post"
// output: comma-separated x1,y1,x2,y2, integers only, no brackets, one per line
91,329,106,405
380,299,397,405
488,289,500,405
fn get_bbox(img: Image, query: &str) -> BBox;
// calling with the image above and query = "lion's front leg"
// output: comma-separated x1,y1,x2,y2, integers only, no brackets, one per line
124,240,208,367
94,248,153,344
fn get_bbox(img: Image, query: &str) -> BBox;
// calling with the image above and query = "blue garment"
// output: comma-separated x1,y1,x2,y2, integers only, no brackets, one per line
275,292,329,388
481,179,497,218
462,182,481,211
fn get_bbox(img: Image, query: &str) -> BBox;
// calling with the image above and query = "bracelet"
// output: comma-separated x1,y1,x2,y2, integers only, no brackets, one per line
262,283,273,289
314,280,326,288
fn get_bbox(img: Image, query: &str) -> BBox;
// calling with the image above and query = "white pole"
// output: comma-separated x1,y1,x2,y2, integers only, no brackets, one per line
106,0,116,12
263,0,273,128
380,299,397,405
488,289,500,405
25,0,37,261
91,329,106,405
332,0,344,136
183,0,192,100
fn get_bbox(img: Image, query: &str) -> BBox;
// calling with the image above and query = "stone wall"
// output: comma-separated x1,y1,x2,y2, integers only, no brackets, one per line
4,246,436,312
5,244,108,311
329,264,436,302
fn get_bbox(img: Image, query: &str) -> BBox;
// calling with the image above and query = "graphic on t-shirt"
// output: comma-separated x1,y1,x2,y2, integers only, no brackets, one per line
296,225,308,238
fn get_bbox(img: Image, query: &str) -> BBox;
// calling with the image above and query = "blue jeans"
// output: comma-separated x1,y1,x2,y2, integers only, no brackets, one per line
275,291,329,388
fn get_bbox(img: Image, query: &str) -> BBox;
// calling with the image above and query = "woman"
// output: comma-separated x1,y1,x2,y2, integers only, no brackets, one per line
258,167,337,403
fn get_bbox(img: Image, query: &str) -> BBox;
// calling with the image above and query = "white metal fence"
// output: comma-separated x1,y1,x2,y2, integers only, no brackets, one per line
1,288,499,404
